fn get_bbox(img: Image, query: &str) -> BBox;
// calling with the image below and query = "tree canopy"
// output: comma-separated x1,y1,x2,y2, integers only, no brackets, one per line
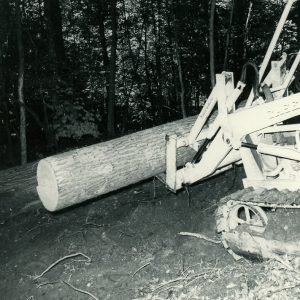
0,0,299,167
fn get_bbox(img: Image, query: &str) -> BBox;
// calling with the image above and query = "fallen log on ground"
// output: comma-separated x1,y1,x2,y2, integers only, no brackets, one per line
37,115,201,211
0,162,41,218
0,161,38,195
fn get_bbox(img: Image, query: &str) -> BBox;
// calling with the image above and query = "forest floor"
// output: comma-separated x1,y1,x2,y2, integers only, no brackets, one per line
1,166,300,300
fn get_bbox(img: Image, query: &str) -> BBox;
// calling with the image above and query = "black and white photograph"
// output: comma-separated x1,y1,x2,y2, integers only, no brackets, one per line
1,0,300,299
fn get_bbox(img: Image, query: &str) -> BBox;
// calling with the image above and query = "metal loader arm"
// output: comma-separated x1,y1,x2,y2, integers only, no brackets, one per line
161,0,300,193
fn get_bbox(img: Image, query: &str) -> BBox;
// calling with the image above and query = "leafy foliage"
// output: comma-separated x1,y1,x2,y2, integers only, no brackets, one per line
0,0,299,166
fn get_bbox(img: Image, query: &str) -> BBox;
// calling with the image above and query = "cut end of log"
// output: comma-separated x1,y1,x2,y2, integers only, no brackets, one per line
36,159,59,212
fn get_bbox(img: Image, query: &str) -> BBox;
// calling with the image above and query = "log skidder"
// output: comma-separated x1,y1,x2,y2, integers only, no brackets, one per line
36,0,300,260
159,0,300,260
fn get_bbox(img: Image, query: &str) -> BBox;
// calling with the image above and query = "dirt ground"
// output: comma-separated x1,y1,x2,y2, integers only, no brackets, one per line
2,166,300,300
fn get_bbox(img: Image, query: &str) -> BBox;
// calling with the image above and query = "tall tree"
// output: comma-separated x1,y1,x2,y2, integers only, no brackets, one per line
172,0,186,118
223,0,235,71
209,0,216,87
242,0,253,60
15,0,27,164
97,0,118,137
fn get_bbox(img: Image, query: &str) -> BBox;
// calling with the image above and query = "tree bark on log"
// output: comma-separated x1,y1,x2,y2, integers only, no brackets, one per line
37,115,200,211
0,161,38,194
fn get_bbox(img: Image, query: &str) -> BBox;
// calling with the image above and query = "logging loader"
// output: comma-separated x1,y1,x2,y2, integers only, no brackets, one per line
158,0,300,260
36,0,300,260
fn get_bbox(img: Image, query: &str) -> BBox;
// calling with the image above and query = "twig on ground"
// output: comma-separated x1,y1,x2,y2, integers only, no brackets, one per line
157,284,182,294
268,283,300,296
183,270,215,289
201,203,218,212
119,230,133,238
132,262,151,277
152,271,212,293
26,223,50,234
37,281,58,288
33,253,91,280
152,276,188,292
85,222,104,228
182,262,203,277
178,232,221,244
62,280,100,300
271,254,300,276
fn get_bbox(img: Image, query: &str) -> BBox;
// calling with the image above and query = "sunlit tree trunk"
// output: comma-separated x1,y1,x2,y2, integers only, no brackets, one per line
209,0,216,88
165,0,179,119
173,36,186,118
16,0,27,164
223,0,235,71
243,1,253,60
172,1,186,118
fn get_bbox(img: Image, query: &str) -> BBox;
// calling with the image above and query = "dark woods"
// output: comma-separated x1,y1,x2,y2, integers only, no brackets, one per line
0,0,299,168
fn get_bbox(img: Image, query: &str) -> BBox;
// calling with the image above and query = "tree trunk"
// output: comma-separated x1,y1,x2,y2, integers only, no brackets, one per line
0,161,38,195
122,0,139,81
209,0,216,88
37,115,201,211
172,2,186,118
243,1,253,60
223,0,235,71
0,162,40,219
16,0,27,165
107,0,118,137
173,37,186,118
165,0,179,119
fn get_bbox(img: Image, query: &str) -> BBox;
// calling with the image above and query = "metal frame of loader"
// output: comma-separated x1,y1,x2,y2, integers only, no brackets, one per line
159,0,300,195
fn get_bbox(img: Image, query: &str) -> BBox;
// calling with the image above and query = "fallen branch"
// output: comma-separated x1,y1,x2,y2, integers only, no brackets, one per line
271,254,300,277
178,232,221,244
34,252,91,280
152,276,188,292
269,283,300,296
132,262,150,277
62,280,100,300
152,271,213,293
37,281,58,288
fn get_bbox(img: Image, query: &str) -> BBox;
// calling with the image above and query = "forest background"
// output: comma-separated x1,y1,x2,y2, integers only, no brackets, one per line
0,0,299,168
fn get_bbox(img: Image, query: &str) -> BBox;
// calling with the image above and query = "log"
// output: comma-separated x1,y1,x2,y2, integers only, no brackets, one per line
0,162,41,218
0,161,38,195
37,115,199,211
